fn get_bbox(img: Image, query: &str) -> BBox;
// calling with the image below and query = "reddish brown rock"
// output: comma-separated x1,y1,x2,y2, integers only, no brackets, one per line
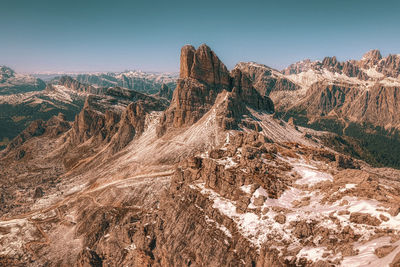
158,44,274,136
349,212,381,226
375,245,396,258
190,44,231,87
360,49,383,68
274,214,286,224
179,45,196,79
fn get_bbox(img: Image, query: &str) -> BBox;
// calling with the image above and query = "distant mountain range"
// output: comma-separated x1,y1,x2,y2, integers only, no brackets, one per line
0,68,177,149
0,66,46,95
32,70,178,94
235,50,400,167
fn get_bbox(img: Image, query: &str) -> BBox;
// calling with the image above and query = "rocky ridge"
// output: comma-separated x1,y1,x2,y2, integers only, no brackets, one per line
53,76,108,95
235,49,400,168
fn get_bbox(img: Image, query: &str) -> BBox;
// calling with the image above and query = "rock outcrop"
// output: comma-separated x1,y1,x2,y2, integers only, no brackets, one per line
180,44,231,87
69,86,167,150
157,44,274,136
377,54,400,78
359,49,383,68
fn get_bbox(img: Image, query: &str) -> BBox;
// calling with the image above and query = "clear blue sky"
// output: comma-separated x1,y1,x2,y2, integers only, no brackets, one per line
1,0,399,73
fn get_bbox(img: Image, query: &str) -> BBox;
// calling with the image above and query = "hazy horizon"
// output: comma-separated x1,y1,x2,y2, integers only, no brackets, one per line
1,0,400,73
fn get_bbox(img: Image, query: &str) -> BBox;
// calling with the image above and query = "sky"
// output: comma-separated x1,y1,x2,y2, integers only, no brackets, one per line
1,0,399,73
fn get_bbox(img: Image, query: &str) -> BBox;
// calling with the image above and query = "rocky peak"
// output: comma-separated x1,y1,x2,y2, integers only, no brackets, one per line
179,45,196,79
283,59,313,75
359,49,383,70
179,43,230,87
67,86,168,159
362,49,382,62
321,56,342,72
157,44,274,136
235,62,275,77
230,68,274,111
322,56,338,66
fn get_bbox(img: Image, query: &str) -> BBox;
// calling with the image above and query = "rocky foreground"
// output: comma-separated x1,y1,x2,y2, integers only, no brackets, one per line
1,45,400,266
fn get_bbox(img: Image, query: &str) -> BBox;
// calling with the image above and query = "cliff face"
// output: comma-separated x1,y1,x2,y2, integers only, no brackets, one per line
158,44,274,135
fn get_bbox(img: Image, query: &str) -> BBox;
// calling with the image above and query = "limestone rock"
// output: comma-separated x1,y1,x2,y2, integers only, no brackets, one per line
158,44,274,136
349,212,381,226
179,45,196,79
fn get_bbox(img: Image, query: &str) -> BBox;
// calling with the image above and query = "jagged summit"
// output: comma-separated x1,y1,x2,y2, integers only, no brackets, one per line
158,44,274,134
179,43,231,87
234,61,300,96
281,49,400,79
361,49,382,62
282,59,314,75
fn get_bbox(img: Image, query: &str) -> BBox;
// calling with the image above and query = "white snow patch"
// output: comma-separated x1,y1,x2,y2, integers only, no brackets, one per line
294,166,333,186
196,183,296,248
240,184,253,194
297,247,326,262
341,237,400,267
215,156,238,169
124,243,136,251
339,183,357,192
362,67,384,79
254,187,268,198
282,157,333,186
